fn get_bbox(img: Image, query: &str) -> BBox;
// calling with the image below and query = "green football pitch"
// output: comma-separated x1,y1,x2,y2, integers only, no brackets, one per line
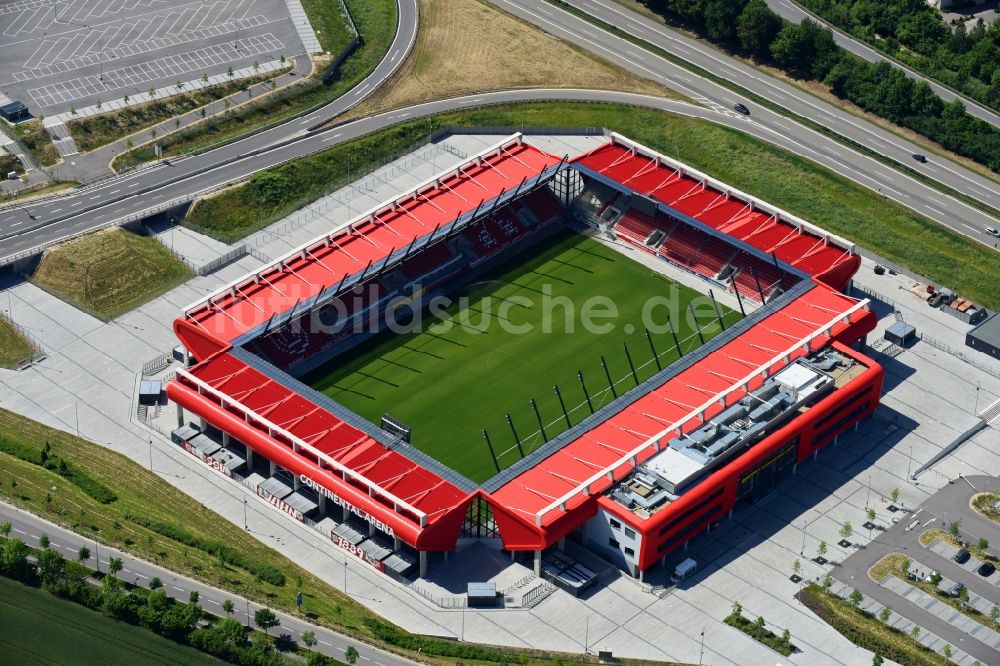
303,229,740,482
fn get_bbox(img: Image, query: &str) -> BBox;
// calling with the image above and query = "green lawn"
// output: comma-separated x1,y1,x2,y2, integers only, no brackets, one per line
0,576,222,665
0,315,35,369
303,229,737,482
31,228,193,320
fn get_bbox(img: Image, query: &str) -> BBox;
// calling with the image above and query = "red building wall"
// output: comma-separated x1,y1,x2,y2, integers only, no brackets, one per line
598,342,884,571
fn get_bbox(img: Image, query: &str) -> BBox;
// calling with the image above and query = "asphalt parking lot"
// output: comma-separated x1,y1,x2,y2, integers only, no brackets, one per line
0,0,305,115
834,476,1000,665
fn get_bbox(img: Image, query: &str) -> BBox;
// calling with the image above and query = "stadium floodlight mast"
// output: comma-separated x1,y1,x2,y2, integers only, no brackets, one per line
532,298,872,526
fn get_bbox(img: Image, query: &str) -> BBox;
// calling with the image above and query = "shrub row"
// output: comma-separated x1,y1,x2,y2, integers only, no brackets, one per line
363,617,529,663
0,436,117,504
127,514,285,586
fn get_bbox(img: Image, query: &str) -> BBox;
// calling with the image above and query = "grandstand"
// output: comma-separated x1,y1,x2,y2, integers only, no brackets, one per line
167,133,880,581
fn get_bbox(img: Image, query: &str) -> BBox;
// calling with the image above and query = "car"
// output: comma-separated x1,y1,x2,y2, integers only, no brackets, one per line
986,227,1000,237
946,582,965,598
954,548,971,564
912,153,927,163
733,103,750,116
979,562,996,577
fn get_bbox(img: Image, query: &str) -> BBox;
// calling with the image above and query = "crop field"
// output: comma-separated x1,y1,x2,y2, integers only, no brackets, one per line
304,229,738,482
0,576,222,665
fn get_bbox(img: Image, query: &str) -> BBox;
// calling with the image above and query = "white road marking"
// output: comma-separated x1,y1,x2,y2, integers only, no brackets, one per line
321,133,343,143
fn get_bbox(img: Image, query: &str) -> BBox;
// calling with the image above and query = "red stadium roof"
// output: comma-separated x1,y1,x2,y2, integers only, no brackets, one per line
486,282,875,539
573,134,857,281
167,351,471,549
179,136,560,352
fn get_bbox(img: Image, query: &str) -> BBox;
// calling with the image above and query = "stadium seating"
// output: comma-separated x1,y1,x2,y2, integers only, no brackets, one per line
400,241,456,280
518,188,564,225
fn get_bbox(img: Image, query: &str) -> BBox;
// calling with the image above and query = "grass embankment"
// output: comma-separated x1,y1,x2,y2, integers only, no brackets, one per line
0,408,675,666
30,228,192,320
10,120,59,167
0,315,35,369
0,180,79,205
349,0,676,117
67,69,291,153
0,576,223,665
112,0,397,170
303,230,737,481
190,101,1000,307
797,584,950,665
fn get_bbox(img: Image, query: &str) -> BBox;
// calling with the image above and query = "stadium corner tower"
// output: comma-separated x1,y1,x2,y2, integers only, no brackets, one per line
167,133,882,582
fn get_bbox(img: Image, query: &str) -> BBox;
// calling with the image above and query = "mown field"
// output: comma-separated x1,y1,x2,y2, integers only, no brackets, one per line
303,229,737,482
30,228,192,320
0,576,223,665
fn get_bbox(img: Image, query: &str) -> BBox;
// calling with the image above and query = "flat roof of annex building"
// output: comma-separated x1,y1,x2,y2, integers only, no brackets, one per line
169,131,876,551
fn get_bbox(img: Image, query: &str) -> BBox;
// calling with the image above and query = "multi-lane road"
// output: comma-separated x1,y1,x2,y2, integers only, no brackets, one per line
1,0,999,264
0,501,415,666
765,0,1000,131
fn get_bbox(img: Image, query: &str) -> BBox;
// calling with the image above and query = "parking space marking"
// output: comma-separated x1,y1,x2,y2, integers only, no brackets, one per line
26,33,284,107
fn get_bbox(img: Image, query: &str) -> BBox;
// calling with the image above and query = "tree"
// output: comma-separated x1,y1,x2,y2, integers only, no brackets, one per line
223,99,231,113
792,558,802,578
176,81,184,92
302,630,317,648
978,537,989,550
174,119,180,130
345,646,359,666
223,599,234,617
736,0,781,59
943,644,953,659
822,574,833,588
0,521,10,537
728,600,743,622
279,54,286,65
70,106,76,116
77,546,90,565
150,576,162,589
930,570,943,585
889,488,900,506
38,533,49,549
253,60,260,73
879,606,891,623
108,557,123,579
900,558,911,577
703,0,741,45
949,520,962,540
911,625,920,639
866,508,876,523
770,18,840,80
96,99,102,110
250,170,291,206
817,540,828,558
123,94,129,105
227,66,234,78
307,653,333,666
840,522,853,541
872,654,883,666
991,604,1000,626
202,73,209,83
780,627,791,645
37,548,66,591
849,589,863,607
149,87,156,99
959,586,970,607
125,138,134,150
150,128,157,141
189,590,199,604
254,607,279,634
199,108,206,119
754,615,766,632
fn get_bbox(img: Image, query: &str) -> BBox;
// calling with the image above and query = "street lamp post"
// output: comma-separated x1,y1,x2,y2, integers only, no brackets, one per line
148,438,153,472
699,630,705,665
243,498,248,530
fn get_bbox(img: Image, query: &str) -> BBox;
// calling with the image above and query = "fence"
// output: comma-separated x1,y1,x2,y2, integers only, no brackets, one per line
521,581,557,608
2,310,47,370
141,353,172,377
408,582,467,608
197,244,248,276
917,332,1000,382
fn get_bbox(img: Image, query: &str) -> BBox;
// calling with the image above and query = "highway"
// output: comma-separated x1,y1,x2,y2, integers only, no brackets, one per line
765,0,1000,131
0,501,416,666
3,0,1000,265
